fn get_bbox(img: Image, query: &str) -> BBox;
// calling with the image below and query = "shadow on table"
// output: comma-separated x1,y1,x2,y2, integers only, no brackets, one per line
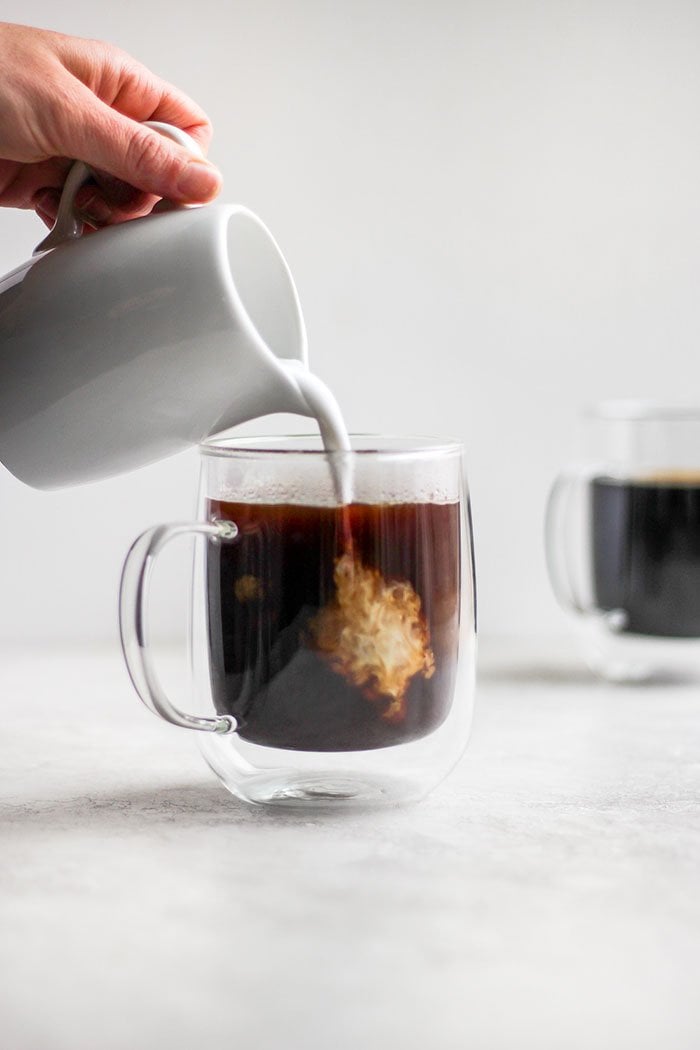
1,780,381,833
477,662,689,689
477,662,598,686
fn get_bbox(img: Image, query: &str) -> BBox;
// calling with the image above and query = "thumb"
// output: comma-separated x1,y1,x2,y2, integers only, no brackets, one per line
57,90,223,204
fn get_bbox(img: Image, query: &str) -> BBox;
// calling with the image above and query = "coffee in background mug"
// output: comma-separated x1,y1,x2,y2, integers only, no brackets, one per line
120,435,475,807
591,472,700,638
546,402,700,681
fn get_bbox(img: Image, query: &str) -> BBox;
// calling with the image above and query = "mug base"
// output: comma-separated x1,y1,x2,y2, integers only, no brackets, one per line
218,769,418,808
574,615,700,683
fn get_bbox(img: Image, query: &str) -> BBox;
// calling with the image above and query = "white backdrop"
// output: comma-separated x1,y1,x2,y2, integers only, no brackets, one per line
3,0,700,642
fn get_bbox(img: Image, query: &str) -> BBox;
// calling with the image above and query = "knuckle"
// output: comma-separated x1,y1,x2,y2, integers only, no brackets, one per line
35,81,83,155
125,129,178,184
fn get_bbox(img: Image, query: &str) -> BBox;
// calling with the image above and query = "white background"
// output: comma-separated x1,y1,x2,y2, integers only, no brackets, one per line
3,0,700,642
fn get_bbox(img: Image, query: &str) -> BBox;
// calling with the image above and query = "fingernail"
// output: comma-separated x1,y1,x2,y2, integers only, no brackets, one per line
33,188,61,214
35,205,55,229
176,160,222,201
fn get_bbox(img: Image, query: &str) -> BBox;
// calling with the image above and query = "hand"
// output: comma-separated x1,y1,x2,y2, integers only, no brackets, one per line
0,22,223,230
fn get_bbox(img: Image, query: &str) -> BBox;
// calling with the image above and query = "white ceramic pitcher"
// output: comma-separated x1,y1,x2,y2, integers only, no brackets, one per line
0,123,312,489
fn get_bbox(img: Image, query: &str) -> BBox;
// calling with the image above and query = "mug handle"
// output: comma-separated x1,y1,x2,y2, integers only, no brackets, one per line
544,469,590,615
119,518,238,734
34,121,204,254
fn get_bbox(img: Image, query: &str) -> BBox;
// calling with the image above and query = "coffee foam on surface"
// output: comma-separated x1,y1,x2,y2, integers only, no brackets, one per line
213,484,459,506
209,455,461,506
636,470,700,485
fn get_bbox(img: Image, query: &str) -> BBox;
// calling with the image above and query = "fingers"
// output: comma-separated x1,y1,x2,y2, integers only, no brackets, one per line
34,188,60,229
34,176,161,231
33,186,89,236
0,156,73,209
48,83,222,205
56,35,215,153
0,26,223,224
42,38,223,204
33,168,181,232
73,171,156,226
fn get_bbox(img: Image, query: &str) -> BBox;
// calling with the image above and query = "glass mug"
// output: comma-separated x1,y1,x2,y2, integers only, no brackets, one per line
120,435,476,806
546,401,700,682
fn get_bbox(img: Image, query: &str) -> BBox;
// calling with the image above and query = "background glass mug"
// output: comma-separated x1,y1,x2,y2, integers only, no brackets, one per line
546,401,700,681
120,435,476,806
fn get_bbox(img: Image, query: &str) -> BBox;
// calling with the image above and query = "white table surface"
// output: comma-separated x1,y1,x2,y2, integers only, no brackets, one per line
1,637,699,1050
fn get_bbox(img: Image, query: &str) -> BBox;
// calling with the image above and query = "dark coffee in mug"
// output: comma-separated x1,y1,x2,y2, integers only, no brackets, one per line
206,499,461,751
591,473,700,637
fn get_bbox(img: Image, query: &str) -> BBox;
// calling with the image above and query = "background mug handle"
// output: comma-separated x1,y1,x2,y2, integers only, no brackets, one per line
34,120,204,254
119,518,238,734
545,466,629,631
545,470,589,615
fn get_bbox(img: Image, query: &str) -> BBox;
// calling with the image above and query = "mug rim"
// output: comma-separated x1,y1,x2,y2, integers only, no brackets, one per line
586,399,700,422
200,433,463,459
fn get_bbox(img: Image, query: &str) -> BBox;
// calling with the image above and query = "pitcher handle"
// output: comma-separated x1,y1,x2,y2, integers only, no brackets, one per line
119,518,238,734
34,121,204,254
